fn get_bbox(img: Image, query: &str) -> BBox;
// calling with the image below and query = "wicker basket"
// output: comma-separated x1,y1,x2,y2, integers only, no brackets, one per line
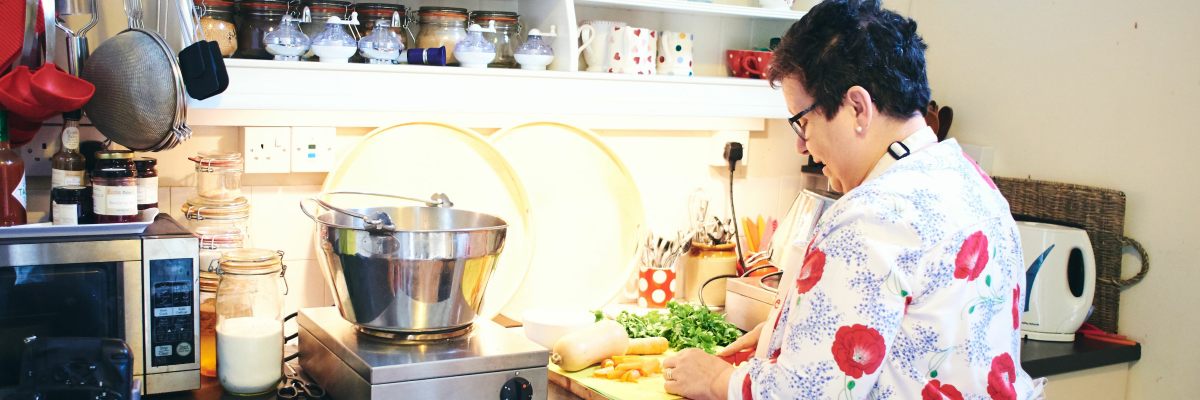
994,177,1149,333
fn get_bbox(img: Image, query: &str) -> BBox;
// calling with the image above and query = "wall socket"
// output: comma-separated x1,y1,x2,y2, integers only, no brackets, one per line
241,127,291,173
290,127,336,173
710,130,750,167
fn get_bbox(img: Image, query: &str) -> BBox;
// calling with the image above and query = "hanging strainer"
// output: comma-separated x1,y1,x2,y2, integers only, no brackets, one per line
81,0,190,151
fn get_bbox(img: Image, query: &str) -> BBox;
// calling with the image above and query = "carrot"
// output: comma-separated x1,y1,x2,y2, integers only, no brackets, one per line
611,355,646,364
592,367,613,378
620,369,642,382
627,337,669,355
639,358,662,375
605,367,624,379
614,361,643,373
601,359,615,369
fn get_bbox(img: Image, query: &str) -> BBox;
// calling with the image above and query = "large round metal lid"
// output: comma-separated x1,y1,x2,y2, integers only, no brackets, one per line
488,122,643,320
321,122,532,323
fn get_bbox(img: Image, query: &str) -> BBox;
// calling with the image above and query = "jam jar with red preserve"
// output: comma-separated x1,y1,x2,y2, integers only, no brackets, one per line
92,150,139,223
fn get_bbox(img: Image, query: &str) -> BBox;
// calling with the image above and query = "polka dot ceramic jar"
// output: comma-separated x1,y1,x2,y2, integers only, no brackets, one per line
638,264,677,308
656,31,694,76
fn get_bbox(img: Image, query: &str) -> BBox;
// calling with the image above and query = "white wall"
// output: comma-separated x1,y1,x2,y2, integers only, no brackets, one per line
906,0,1200,398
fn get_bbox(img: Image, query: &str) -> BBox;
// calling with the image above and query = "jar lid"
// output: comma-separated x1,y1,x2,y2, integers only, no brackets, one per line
304,0,351,14
199,272,219,292
96,150,134,160
182,196,251,220
190,151,244,169
51,186,88,203
237,0,290,13
195,226,246,247
470,11,518,21
219,248,284,275
193,0,234,8
133,157,157,169
419,6,468,17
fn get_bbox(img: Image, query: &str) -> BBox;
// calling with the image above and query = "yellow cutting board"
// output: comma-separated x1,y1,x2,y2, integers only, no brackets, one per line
548,352,682,400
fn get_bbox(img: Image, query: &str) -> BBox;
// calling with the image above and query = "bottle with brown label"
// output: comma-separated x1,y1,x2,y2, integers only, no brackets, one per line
0,111,27,226
51,110,87,188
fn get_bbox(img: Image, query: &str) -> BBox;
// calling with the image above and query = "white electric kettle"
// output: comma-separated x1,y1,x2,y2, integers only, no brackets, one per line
1017,221,1096,342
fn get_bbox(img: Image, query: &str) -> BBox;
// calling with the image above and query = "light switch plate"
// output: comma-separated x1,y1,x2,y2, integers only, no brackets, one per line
290,127,336,172
241,127,291,173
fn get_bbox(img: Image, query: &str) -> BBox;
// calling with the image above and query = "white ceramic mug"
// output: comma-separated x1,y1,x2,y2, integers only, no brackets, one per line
657,31,695,76
607,26,657,75
577,20,627,72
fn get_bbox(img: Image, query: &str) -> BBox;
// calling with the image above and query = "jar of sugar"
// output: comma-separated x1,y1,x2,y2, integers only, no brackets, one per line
214,248,287,395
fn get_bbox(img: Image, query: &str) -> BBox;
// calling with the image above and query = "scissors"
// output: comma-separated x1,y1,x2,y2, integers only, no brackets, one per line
278,362,326,399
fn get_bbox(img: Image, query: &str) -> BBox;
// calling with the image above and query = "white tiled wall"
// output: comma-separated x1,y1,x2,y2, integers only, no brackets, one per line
24,119,811,316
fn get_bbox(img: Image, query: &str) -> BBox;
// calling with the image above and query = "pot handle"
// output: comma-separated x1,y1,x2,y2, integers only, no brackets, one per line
1098,236,1150,289
299,191,455,232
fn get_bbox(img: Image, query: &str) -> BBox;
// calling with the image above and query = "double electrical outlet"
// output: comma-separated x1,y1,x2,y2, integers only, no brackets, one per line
241,127,336,173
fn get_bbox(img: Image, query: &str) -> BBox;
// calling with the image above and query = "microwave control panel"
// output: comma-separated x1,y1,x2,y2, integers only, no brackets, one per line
148,258,195,367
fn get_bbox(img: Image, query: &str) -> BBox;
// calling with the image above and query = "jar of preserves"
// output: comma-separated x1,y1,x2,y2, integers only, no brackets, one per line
469,11,520,68
234,0,291,59
195,0,238,57
416,6,468,65
356,3,411,49
299,0,350,60
91,150,138,224
215,248,287,395
182,196,251,239
190,152,243,202
134,157,158,220
51,185,89,225
198,271,219,378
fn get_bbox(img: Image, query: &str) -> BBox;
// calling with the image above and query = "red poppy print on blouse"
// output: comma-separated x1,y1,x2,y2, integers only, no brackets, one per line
830,324,886,379
796,247,827,294
954,231,989,281
987,353,1017,400
922,379,964,400
741,374,754,400
1012,286,1020,330
963,151,997,190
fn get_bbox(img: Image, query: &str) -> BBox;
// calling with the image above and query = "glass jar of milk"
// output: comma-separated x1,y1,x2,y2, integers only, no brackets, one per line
214,248,287,395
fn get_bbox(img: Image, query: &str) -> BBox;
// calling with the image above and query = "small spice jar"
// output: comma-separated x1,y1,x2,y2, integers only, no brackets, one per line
356,3,411,49
215,248,287,395
195,0,238,57
469,11,520,68
92,150,139,224
182,196,251,239
134,157,158,220
416,6,469,65
234,0,291,59
190,152,243,202
51,185,90,225
198,271,219,378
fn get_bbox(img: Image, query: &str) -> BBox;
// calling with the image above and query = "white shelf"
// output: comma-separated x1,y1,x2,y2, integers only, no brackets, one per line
186,59,782,131
574,0,806,20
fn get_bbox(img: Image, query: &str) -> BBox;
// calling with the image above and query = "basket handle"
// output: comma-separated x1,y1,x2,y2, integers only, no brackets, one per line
1098,235,1150,288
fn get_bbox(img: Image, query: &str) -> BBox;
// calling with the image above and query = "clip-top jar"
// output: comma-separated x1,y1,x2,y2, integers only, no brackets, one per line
469,11,520,68
416,6,468,65
191,152,243,202
234,0,291,59
195,0,238,57
92,150,139,223
182,196,251,240
215,248,286,395
198,270,219,378
356,3,411,50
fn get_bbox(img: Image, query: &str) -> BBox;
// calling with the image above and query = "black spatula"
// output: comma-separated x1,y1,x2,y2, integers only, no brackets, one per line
176,0,227,100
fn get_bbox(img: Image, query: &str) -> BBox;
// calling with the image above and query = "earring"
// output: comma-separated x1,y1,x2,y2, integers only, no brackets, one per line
856,126,863,133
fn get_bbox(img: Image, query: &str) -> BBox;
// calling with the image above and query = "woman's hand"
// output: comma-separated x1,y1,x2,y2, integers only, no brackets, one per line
716,322,763,357
662,348,734,400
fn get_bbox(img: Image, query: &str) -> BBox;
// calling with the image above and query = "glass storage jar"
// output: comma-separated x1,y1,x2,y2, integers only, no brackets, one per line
215,248,286,395
469,11,519,68
234,0,291,59
182,196,251,239
191,152,243,201
92,150,139,224
134,157,158,220
356,3,411,49
195,0,238,57
416,6,468,65
198,272,218,378
299,0,350,60
197,226,246,274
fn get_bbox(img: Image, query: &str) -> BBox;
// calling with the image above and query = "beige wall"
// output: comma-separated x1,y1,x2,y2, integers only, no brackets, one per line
905,0,1200,398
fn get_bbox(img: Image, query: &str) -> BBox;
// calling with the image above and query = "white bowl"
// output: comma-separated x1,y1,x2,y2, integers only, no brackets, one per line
521,309,597,349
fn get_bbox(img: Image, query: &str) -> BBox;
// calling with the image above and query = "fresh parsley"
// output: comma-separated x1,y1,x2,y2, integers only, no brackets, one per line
612,301,742,354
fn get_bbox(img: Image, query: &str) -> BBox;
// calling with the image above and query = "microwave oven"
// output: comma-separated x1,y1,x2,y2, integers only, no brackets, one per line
0,215,200,395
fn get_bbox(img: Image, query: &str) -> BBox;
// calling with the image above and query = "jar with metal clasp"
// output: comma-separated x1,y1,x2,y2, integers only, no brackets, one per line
194,0,238,57
214,248,287,395
469,11,520,68
416,6,468,65
234,0,293,60
356,3,412,50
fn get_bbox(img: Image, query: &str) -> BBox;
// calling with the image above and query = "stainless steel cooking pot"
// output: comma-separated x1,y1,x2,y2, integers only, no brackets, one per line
301,192,507,339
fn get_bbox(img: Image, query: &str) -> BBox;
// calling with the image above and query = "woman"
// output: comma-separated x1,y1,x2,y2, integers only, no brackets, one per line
662,1,1045,399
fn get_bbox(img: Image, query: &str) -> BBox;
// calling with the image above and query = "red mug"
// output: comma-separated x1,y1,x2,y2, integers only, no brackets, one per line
741,50,774,79
725,50,752,78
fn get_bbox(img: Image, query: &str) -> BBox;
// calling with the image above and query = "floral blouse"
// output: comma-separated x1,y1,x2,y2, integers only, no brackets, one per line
728,127,1045,400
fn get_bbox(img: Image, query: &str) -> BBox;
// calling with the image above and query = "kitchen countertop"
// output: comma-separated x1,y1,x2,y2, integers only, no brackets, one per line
149,335,1137,400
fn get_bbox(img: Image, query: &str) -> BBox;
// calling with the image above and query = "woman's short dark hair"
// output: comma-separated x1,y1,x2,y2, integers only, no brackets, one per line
768,0,930,120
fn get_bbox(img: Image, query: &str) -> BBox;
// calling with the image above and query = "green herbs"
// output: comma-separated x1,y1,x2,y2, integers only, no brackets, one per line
612,301,742,354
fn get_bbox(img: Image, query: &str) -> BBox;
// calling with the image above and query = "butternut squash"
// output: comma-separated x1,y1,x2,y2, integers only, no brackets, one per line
549,319,630,372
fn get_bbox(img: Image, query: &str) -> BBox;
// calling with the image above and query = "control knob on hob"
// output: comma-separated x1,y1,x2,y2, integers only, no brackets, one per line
499,376,533,400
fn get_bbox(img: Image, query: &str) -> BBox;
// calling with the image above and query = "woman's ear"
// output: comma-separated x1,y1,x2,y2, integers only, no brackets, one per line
846,86,874,136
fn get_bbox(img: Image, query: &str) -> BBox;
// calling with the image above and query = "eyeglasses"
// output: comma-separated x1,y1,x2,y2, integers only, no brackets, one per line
788,103,817,140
